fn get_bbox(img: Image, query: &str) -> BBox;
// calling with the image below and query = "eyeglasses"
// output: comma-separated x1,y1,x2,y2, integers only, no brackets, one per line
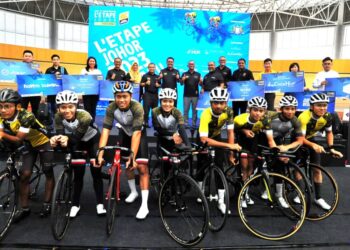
0,104,15,111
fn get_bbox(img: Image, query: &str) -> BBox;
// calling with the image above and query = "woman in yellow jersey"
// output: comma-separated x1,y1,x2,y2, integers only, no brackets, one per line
0,89,55,222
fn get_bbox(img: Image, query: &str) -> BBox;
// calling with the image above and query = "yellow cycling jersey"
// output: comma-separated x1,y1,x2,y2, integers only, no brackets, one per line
234,112,272,134
199,107,234,138
297,110,332,139
0,109,49,147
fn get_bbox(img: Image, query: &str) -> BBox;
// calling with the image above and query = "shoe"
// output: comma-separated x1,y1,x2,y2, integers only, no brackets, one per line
136,206,149,219
39,203,51,218
277,197,290,208
125,192,139,203
13,208,31,223
293,196,301,204
217,203,226,215
241,199,247,208
96,204,106,216
261,190,268,200
315,198,331,210
245,193,254,205
69,206,80,218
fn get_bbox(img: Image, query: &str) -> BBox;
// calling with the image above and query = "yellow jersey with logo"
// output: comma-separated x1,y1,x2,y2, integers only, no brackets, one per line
297,110,332,139
199,107,234,138
0,109,49,147
234,112,272,134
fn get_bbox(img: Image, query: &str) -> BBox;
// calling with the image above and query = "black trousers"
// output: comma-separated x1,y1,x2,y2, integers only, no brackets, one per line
83,95,99,122
47,95,57,115
232,101,248,117
264,93,276,111
143,92,158,125
21,96,41,114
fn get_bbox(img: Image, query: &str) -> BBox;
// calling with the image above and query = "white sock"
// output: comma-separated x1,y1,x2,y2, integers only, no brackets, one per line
198,181,203,190
218,189,225,204
141,190,149,209
128,179,138,194
276,183,283,198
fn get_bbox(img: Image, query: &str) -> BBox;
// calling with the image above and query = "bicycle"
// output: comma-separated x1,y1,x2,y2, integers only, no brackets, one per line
96,145,133,236
50,149,90,240
237,145,307,240
193,144,230,232
149,133,193,198
284,145,341,221
158,144,209,247
0,146,25,240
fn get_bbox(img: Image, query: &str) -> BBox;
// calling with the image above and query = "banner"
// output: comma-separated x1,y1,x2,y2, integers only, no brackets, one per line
262,71,304,93
62,75,101,95
16,74,62,97
325,77,350,98
196,92,210,110
294,91,335,113
228,80,264,101
88,6,250,114
99,80,141,102
0,60,39,82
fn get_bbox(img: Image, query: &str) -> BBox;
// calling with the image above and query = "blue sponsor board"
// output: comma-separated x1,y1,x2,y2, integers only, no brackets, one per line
196,91,210,110
62,75,101,95
294,91,335,113
0,60,39,82
228,80,264,101
263,71,304,93
16,74,62,97
325,77,350,99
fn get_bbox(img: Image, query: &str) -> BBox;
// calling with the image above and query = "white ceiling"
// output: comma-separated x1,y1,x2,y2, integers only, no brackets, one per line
70,0,340,13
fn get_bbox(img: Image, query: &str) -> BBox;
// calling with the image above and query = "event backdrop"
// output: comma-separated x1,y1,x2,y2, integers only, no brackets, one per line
88,6,251,115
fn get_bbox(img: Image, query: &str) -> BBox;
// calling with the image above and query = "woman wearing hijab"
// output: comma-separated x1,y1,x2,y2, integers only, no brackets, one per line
126,62,143,102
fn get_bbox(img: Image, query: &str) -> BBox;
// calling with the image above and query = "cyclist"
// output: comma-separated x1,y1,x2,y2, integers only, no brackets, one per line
268,96,304,207
0,89,55,222
298,93,343,210
97,81,150,219
49,90,105,217
197,87,241,214
152,88,190,178
234,96,276,208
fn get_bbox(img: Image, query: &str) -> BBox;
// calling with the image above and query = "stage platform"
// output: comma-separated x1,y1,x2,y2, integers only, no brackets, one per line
0,166,349,249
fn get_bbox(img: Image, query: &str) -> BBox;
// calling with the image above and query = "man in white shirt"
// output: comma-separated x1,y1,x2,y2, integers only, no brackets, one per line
313,57,339,90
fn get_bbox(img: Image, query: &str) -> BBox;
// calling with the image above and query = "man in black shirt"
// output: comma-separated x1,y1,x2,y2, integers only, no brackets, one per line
45,54,69,115
21,50,42,114
202,61,224,93
216,56,232,87
106,57,126,81
231,58,254,116
159,57,180,106
141,63,161,127
181,60,201,127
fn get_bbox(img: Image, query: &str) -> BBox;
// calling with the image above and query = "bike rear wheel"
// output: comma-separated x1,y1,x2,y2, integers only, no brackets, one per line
305,164,339,221
237,173,306,240
203,166,230,232
159,173,209,247
0,170,17,241
106,167,117,236
51,169,73,240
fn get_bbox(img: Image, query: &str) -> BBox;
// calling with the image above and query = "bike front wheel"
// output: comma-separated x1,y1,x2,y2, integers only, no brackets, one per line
237,173,306,241
203,166,230,232
0,170,17,241
106,167,117,236
51,169,73,240
159,173,209,247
